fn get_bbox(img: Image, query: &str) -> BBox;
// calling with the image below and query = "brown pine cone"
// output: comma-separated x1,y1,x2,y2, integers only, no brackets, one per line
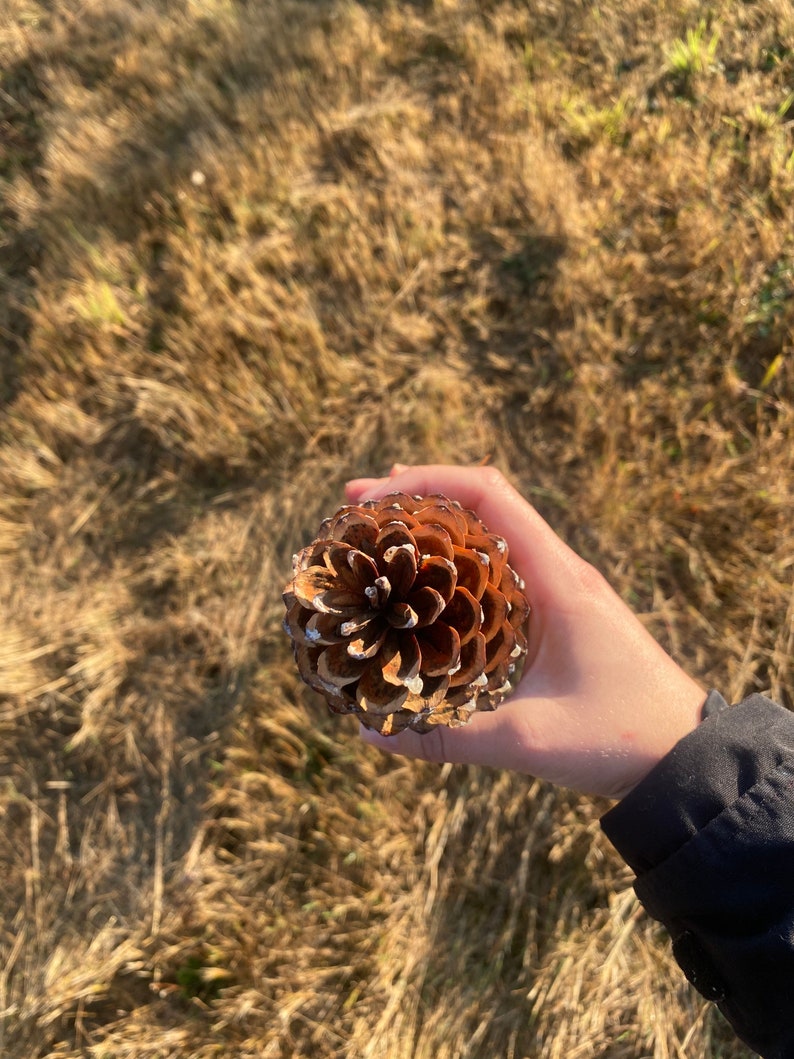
282,492,530,736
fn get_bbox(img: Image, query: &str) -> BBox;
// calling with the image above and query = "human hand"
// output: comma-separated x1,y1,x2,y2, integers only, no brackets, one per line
344,465,706,800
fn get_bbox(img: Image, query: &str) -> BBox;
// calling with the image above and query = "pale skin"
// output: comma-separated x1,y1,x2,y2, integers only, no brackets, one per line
344,464,707,801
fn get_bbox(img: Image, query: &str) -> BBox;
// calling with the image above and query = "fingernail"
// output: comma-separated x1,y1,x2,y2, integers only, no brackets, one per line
389,463,409,476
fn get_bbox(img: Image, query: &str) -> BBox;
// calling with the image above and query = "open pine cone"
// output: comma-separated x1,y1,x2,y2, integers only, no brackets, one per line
282,492,530,735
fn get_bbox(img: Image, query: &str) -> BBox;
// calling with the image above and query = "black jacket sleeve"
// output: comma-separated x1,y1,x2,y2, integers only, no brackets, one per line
601,692,794,1059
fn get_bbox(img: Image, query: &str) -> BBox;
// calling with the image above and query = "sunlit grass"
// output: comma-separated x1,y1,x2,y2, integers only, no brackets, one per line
2,0,792,1056
664,19,721,78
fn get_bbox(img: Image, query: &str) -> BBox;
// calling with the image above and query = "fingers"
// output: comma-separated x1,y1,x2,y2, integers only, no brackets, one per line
345,463,407,499
346,464,583,595
359,723,451,764
358,698,538,774
346,465,534,544
347,463,508,508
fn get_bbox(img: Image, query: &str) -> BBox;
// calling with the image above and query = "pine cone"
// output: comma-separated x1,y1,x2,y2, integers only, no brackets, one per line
282,492,530,736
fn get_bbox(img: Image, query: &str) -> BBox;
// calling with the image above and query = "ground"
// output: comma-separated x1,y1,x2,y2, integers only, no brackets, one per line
1,0,792,1055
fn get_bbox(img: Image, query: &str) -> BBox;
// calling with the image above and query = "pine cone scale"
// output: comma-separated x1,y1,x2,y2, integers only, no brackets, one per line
406,585,447,628
325,541,377,590
317,644,367,687
484,623,517,673
331,510,380,552
380,544,417,599
442,586,482,645
449,632,487,688
346,619,388,659
465,532,508,585
388,602,419,629
415,621,460,676
413,554,458,602
413,503,466,545
480,583,508,641
357,664,410,713
307,611,347,645
451,545,490,598
380,631,422,688
411,524,455,562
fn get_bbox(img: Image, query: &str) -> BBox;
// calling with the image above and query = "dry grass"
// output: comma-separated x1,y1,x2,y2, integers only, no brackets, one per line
2,0,793,1055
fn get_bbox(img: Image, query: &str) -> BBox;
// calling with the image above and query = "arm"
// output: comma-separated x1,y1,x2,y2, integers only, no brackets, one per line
602,691,794,1059
346,465,794,1059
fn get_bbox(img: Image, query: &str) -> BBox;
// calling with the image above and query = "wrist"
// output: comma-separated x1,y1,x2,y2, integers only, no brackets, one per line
613,675,707,801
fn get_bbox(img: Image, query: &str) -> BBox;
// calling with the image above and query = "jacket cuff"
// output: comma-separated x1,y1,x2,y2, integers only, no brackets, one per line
601,692,791,874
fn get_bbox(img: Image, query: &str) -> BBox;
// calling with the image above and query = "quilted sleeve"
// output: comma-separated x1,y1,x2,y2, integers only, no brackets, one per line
601,693,794,1059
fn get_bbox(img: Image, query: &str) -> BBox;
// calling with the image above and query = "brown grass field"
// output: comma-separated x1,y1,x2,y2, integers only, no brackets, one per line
2,0,793,1055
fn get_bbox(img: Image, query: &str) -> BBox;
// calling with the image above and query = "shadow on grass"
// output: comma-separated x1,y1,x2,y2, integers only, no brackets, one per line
0,53,47,409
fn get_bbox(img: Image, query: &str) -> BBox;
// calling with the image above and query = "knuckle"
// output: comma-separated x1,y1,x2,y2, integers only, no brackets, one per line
418,727,449,764
480,465,507,490
568,554,610,599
